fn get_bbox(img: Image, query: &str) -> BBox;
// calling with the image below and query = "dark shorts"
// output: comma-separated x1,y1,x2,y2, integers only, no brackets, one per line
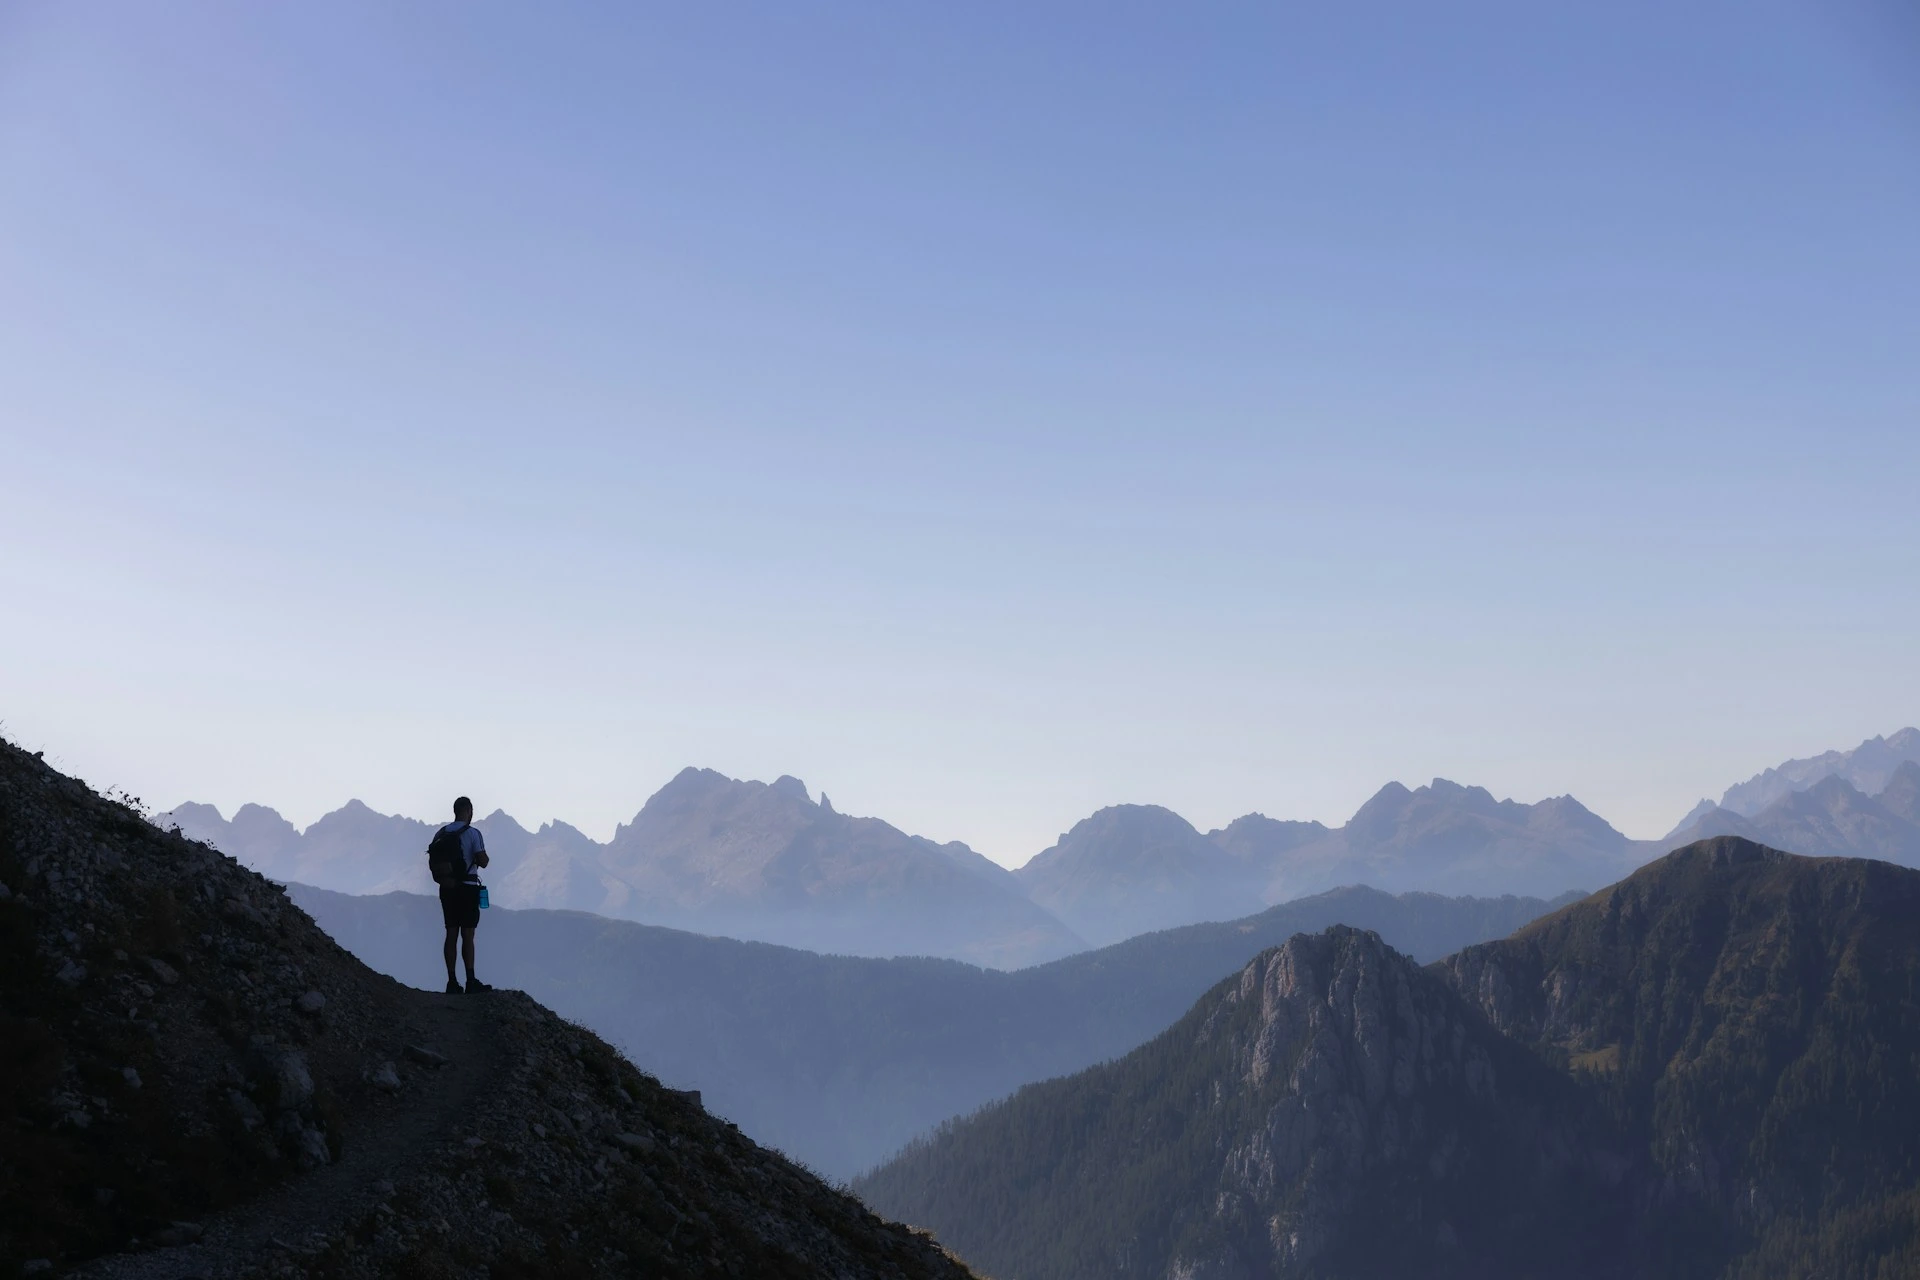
440,883,481,930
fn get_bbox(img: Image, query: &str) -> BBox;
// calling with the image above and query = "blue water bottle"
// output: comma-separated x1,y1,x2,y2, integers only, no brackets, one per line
477,885,490,910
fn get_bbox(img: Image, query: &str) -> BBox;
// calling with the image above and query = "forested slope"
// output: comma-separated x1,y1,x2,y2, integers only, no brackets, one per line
860,840,1920,1279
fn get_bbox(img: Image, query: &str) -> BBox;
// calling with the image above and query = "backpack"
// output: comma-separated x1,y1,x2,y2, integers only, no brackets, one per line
427,822,470,887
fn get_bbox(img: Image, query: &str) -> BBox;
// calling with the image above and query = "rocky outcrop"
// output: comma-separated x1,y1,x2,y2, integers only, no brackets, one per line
1180,929,1622,1278
858,926,1632,1280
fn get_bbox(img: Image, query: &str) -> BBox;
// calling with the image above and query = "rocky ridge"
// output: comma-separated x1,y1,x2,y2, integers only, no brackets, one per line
1664,766,1920,867
0,739,976,1280
1713,727,1920,817
857,926,1635,1280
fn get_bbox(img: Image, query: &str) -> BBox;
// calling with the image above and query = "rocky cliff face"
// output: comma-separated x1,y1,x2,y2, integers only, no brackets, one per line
858,926,1633,1280
0,740,977,1280
1169,928,1628,1280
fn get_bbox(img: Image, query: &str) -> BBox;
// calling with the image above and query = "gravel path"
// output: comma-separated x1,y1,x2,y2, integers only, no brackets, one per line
74,988,504,1280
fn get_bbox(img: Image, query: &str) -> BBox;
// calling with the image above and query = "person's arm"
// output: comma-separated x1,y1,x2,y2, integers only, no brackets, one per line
473,830,490,869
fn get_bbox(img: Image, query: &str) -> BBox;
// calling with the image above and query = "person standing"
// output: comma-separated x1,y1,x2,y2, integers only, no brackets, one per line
431,796,492,994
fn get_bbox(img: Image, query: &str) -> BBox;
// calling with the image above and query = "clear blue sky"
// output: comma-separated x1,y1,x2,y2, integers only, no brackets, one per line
3,2,1916,862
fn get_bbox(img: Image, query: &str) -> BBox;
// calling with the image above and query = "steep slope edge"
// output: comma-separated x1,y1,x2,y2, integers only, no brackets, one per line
0,740,974,1280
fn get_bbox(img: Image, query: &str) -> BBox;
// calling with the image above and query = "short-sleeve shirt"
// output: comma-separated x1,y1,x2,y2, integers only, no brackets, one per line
436,821,486,886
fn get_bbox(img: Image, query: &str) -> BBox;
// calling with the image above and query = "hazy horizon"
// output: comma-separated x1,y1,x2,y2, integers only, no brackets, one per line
4,4,1917,864
49,725,1920,864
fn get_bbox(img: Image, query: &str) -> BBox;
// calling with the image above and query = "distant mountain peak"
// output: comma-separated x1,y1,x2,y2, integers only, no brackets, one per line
1344,780,1417,839
1206,812,1329,866
1803,772,1868,802
1664,797,1720,841
1718,727,1920,816
1016,803,1256,947
1426,776,1497,805
770,774,811,803
482,808,529,835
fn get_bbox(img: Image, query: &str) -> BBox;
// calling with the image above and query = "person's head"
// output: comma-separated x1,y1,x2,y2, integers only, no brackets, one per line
453,796,473,822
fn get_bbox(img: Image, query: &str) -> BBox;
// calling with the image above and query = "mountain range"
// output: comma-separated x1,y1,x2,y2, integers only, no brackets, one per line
857,837,1920,1279
285,879,1577,1178
1707,726,1920,818
162,728,1920,967
168,770,1086,969
1665,760,1920,865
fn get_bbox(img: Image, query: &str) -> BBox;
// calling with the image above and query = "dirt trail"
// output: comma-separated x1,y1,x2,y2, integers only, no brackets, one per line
76,988,506,1280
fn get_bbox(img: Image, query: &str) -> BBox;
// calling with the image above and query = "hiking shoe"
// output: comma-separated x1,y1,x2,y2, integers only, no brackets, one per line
466,979,494,994
445,980,462,995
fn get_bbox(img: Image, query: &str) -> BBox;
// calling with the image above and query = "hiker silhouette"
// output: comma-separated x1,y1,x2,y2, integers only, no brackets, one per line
429,796,492,994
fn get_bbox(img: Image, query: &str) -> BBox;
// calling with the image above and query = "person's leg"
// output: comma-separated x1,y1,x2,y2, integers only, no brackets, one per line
443,926,459,984
460,925,477,984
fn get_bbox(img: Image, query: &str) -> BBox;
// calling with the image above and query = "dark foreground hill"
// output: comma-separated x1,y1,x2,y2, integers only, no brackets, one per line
858,839,1920,1280
0,740,975,1280
289,881,1576,1178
